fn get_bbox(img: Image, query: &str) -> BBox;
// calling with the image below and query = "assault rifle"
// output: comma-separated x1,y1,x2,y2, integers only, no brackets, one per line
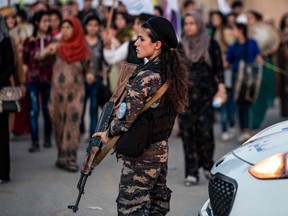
68,101,116,213
68,83,170,213
68,62,137,213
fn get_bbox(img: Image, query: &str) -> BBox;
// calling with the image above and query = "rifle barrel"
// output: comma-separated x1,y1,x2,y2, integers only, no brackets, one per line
68,101,115,213
68,173,89,213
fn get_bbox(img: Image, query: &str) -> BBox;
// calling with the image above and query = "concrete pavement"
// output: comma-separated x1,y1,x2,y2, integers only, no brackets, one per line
0,99,286,216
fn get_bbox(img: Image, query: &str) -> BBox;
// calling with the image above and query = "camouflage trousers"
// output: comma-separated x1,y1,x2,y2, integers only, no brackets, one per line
117,156,172,215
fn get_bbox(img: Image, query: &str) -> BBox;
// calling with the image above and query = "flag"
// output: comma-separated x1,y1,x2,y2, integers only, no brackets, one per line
120,0,154,15
0,0,7,7
164,0,182,39
217,0,232,15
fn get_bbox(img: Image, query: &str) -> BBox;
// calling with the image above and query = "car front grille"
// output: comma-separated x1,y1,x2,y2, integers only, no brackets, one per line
208,173,237,216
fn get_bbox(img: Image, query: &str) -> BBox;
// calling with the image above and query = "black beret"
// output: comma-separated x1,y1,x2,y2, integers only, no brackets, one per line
138,13,154,23
145,16,178,48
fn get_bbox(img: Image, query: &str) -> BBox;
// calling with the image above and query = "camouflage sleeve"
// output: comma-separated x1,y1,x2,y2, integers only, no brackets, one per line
108,69,162,137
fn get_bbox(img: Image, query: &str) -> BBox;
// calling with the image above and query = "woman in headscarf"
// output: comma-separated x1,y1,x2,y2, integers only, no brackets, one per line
0,15,15,183
40,17,93,172
179,12,226,186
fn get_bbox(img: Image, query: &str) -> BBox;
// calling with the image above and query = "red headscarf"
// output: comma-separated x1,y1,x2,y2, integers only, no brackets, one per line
57,17,90,63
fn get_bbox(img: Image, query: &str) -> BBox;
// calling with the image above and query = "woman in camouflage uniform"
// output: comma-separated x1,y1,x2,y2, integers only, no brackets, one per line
94,17,189,215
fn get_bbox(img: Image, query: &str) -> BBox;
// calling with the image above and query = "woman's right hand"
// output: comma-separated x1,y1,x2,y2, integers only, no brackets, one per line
92,131,111,145
47,42,60,54
37,43,59,60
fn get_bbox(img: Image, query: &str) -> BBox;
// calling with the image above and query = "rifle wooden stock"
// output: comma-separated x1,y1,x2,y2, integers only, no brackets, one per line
68,101,114,213
92,136,120,166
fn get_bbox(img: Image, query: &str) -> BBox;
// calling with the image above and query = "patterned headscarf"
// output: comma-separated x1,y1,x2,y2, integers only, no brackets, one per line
0,15,9,42
181,12,211,65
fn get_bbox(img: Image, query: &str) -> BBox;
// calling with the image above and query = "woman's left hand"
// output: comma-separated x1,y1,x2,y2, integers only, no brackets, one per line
214,83,227,104
214,90,227,104
99,66,110,78
256,55,263,65
86,73,95,84
92,131,111,145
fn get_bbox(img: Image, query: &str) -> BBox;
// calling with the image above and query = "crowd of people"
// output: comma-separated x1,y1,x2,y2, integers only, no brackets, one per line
0,0,288,192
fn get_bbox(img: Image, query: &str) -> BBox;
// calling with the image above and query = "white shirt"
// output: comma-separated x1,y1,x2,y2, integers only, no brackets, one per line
104,40,148,65
103,41,129,65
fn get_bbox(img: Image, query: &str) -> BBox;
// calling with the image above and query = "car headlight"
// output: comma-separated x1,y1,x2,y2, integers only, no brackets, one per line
249,153,288,179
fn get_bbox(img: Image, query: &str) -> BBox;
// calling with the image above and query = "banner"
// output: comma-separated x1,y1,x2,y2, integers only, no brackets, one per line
1,0,37,5
164,0,182,39
120,0,154,15
0,0,7,7
217,0,232,15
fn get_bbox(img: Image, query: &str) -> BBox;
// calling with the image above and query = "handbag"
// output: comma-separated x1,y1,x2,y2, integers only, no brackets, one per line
116,81,170,157
234,60,262,103
0,61,22,113
0,86,22,113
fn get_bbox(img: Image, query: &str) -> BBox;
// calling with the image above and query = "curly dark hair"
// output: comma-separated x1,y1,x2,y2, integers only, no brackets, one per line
160,46,189,113
142,24,189,113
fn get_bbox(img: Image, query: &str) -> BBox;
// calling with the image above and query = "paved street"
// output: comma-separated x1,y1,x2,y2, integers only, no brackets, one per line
0,99,287,216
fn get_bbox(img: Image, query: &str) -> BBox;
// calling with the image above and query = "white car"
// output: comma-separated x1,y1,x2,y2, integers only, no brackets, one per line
199,121,288,216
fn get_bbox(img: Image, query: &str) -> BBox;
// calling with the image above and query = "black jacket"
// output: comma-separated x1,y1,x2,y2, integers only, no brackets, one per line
0,37,14,89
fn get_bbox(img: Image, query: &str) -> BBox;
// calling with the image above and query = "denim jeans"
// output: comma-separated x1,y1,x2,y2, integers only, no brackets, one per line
220,89,236,132
27,82,52,142
80,80,101,137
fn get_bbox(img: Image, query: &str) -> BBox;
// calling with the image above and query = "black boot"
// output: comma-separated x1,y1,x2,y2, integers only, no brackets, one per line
43,136,52,148
28,141,40,153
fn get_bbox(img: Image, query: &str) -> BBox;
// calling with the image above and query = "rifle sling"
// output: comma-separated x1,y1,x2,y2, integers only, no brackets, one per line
93,81,170,165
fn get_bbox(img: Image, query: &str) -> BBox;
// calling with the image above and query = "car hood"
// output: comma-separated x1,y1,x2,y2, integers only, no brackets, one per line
233,121,288,165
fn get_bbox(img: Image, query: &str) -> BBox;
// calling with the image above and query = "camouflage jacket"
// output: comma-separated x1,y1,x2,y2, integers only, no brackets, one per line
108,57,162,137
